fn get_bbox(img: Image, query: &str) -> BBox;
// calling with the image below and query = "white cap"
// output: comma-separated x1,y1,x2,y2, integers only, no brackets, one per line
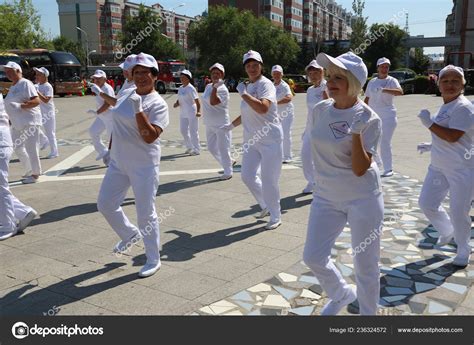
439,64,464,79
271,65,283,74
305,59,323,71
316,52,368,87
209,63,225,74
33,67,49,77
119,54,137,71
376,57,391,66
1,61,22,73
91,69,107,79
181,69,192,79
129,52,159,71
243,50,263,64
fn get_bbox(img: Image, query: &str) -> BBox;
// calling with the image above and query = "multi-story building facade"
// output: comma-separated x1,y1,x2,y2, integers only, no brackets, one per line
209,0,352,44
445,0,474,68
57,0,197,57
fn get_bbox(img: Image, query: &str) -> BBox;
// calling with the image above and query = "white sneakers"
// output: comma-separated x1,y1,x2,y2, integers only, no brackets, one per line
381,170,394,177
189,150,200,156
0,229,16,241
46,153,59,159
436,233,453,247
185,148,192,154
0,209,38,240
113,232,142,254
138,261,161,278
219,174,233,181
321,287,357,315
453,251,471,268
256,208,269,219
265,219,282,230
302,182,314,195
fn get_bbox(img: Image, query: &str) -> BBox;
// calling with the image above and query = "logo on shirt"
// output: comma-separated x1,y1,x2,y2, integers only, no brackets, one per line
435,111,450,123
329,121,351,139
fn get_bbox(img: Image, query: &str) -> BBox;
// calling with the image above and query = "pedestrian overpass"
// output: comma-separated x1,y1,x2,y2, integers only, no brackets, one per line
402,36,461,48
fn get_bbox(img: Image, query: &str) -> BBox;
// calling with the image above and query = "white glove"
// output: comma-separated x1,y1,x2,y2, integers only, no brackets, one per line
417,142,432,154
213,79,225,89
86,109,97,115
418,109,433,128
236,82,248,96
350,112,371,134
9,102,22,110
90,83,102,95
219,123,235,131
129,93,143,114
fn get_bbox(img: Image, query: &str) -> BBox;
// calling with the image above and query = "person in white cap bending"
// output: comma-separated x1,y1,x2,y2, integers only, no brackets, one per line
301,60,329,194
34,67,58,159
90,55,137,166
364,57,403,178
271,65,294,163
87,69,115,162
303,52,383,315
418,65,474,268
202,62,234,180
222,50,283,230
2,61,42,184
0,92,38,240
97,52,169,278
174,70,201,155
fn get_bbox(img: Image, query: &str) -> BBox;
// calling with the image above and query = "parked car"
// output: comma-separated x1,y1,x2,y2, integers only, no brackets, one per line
283,74,311,93
388,70,416,94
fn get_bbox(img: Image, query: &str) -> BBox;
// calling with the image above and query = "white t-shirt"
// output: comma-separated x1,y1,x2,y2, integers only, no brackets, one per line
95,83,115,109
310,99,382,202
305,80,327,134
202,83,230,127
430,95,474,170
275,80,294,115
178,84,199,118
111,91,169,167
241,75,283,144
4,78,41,129
38,82,55,117
365,76,401,117
0,94,13,147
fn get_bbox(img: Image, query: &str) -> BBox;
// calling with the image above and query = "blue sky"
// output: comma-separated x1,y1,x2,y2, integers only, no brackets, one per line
33,0,451,54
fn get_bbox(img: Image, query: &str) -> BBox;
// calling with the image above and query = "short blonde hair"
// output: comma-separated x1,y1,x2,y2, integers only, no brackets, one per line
326,64,362,97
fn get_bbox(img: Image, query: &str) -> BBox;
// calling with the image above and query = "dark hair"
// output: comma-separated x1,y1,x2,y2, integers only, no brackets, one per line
132,66,159,77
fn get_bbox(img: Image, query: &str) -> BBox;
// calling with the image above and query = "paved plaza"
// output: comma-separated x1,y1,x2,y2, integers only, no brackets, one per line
0,92,473,316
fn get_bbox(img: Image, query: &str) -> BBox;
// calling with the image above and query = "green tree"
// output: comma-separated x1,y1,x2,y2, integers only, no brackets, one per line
349,0,368,52
363,23,407,74
188,5,300,78
52,36,86,65
0,0,50,50
120,5,184,61
412,48,430,74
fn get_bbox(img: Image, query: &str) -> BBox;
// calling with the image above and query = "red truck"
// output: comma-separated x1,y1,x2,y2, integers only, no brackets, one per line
156,60,186,94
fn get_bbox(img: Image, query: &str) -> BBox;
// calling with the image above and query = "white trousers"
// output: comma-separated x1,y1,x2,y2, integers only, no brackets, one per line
0,146,33,232
180,116,200,152
374,116,397,172
11,125,42,176
303,193,384,315
419,165,473,257
89,117,109,157
241,141,282,222
97,161,161,265
42,111,58,156
205,125,232,175
281,113,294,160
301,133,315,185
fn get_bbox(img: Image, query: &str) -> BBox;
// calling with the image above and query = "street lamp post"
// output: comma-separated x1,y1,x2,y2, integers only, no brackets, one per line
88,50,97,67
76,26,90,73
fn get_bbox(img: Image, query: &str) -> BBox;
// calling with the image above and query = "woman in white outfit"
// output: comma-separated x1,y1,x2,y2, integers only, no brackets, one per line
222,50,283,230
271,65,294,163
3,61,42,184
87,69,115,162
0,93,37,240
364,57,403,177
90,55,137,166
202,63,233,180
418,65,474,268
97,52,169,278
301,60,329,194
303,52,383,315
34,67,59,159
174,70,201,155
